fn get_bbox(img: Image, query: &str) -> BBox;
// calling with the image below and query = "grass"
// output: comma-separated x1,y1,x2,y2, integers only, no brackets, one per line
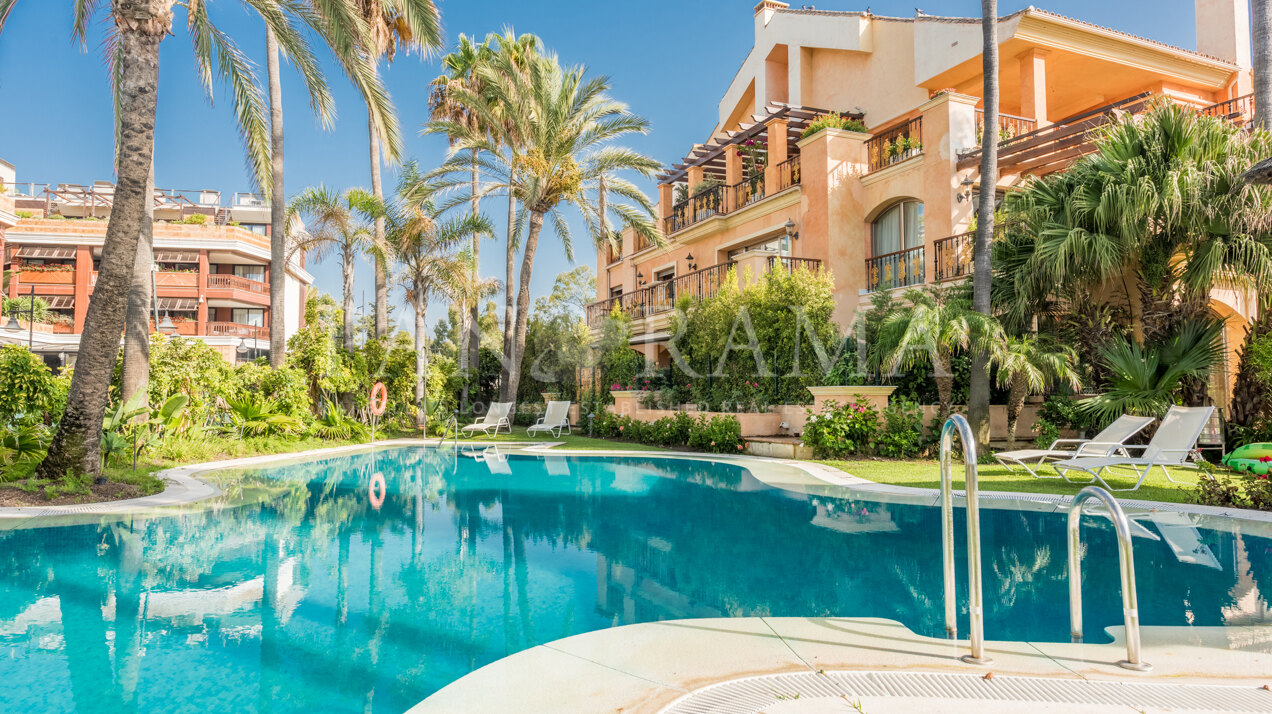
444,427,669,452
817,458,1204,505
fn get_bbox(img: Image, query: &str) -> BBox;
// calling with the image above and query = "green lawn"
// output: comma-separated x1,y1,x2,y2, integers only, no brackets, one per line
817,458,1204,505
441,428,669,452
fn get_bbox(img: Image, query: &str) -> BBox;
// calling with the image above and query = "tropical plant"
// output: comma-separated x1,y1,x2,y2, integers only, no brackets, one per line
876,287,1003,419
799,113,867,139
223,397,303,438
100,390,150,468
993,336,1081,448
1081,319,1225,423
287,186,380,350
0,344,63,425
0,422,50,468
313,399,368,440
428,48,661,402
968,0,1000,451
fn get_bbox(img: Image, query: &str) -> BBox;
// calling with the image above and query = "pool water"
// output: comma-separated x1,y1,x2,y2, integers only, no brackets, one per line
1,446,1270,713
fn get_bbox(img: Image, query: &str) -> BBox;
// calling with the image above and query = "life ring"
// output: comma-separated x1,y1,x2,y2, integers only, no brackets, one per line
369,382,388,416
368,472,386,509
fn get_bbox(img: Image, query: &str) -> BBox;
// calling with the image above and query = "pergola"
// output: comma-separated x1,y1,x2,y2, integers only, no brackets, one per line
656,103,863,185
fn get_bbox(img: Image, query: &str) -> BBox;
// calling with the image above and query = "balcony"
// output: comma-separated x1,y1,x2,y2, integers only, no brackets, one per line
866,246,925,292
866,117,923,173
207,322,268,339
933,232,973,282
1200,93,1255,127
207,273,269,294
974,110,1037,145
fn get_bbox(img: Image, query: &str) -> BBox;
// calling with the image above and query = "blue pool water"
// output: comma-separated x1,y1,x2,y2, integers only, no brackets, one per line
1,446,1270,713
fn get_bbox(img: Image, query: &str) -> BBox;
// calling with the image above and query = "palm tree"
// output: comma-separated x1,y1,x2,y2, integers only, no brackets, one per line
286,186,378,350
354,0,443,340
1081,319,1224,423
876,287,1003,420
1256,0,1271,130
432,50,661,401
994,336,1081,448
968,0,999,449
388,172,492,427
4,0,316,481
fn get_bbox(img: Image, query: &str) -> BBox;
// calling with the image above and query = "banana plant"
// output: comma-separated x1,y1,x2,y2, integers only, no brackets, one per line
101,390,150,469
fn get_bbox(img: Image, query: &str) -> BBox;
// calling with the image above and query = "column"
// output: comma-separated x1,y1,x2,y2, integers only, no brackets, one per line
657,182,674,233
72,245,92,332
764,118,790,195
1018,48,1049,126
197,249,209,335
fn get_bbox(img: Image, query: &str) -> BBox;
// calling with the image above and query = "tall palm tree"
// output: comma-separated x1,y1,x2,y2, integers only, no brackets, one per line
968,0,999,449
287,186,379,350
1255,0,1271,130
876,287,1003,420
3,0,315,481
994,336,1080,448
432,50,661,401
355,0,443,340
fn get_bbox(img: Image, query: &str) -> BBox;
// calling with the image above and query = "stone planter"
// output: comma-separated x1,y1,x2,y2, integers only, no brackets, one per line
806,385,897,413
609,390,643,417
540,392,561,404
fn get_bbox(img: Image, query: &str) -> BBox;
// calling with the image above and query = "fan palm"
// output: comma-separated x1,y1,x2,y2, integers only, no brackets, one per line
0,0,324,480
355,0,442,340
876,287,1003,419
286,186,380,350
1081,318,1225,423
994,336,1081,448
432,50,661,400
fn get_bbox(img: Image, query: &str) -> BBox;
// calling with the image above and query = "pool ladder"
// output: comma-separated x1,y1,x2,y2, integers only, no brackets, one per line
938,415,1149,671
437,410,460,448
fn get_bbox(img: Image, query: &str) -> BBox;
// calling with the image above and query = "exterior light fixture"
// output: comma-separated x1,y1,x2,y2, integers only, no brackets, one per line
158,313,177,334
956,175,976,203
685,252,694,262
4,314,21,332
236,338,250,355
784,218,798,241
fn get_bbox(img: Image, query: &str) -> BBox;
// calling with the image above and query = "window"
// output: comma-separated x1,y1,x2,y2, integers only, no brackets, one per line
871,200,924,256
233,264,266,282
654,267,675,283
241,223,268,236
231,308,264,326
609,286,624,298
727,237,783,260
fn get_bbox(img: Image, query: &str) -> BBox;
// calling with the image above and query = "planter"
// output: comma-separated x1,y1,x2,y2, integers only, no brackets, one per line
17,269,75,285
806,385,897,413
540,392,561,404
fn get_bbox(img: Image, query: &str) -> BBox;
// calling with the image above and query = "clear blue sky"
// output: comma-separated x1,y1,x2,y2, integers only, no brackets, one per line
0,0,1206,333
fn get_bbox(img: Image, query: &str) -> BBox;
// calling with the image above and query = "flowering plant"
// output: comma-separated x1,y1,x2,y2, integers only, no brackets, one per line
801,400,880,458
736,138,767,181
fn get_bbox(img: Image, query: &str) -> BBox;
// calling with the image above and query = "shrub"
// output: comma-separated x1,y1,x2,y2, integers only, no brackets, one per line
802,400,879,458
180,213,208,225
1033,395,1096,447
686,415,745,453
800,113,867,139
233,362,312,422
0,345,62,425
1192,459,1272,512
15,211,32,219
148,335,234,424
591,410,742,453
2,296,52,324
875,398,924,458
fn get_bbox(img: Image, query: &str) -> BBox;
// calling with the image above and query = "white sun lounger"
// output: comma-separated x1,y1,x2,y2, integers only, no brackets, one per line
460,401,513,437
527,401,571,438
1052,406,1215,492
994,414,1155,479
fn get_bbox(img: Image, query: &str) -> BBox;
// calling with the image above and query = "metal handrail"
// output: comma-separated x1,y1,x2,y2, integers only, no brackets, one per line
1067,485,1152,672
938,414,992,665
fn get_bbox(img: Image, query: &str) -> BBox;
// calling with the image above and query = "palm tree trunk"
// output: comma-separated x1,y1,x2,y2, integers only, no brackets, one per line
368,106,388,339
342,244,355,351
122,164,154,406
500,186,516,395
935,355,954,420
39,7,165,481
968,0,999,450
1255,0,1272,130
414,288,429,429
266,29,287,367
467,152,481,401
1006,375,1026,449
504,209,543,402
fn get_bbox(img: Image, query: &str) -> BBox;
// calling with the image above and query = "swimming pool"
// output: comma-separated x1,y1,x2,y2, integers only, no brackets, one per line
1,445,1269,713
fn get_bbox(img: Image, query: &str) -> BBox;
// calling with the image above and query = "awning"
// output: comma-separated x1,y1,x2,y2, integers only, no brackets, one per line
156,298,198,311
154,250,199,263
43,296,74,309
15,246,76,260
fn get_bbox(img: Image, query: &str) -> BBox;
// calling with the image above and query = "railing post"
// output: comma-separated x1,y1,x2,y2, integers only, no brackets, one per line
939,414,992,665
1067,485,1152,672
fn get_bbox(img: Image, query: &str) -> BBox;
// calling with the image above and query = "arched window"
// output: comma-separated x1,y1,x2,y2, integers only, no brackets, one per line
871,200,924,256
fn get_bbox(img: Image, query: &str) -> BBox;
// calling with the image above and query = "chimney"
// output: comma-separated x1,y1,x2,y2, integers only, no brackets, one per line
754,0,788,25
1195,0,1251,67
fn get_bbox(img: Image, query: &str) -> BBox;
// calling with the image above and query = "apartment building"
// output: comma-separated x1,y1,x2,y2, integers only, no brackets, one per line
590,0,1258,405
0,159,313,366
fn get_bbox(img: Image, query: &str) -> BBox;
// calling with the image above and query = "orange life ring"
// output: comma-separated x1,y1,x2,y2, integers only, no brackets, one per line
369,382,388,416
368,472,386,510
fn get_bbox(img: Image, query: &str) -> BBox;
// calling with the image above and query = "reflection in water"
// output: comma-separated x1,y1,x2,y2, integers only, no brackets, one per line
1,447,1270,713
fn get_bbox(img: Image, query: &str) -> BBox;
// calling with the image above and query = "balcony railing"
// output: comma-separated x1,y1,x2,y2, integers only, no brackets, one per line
773,155,801,193
866,246,925,292
207,322,268,339
866,117,923,173
1200,93,1254,126
975,110,1037,143
933,232,974,282
586,261,737,327
727,174,766,213
768,256,823,274
207,273,269,293
663,162,804,236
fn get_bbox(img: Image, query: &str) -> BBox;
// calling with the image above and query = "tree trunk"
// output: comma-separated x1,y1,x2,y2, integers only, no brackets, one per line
504,209,544,403
968,0,999,451
1006,375,1026,449
1230,310,1272,428
1255,0,1272,130
122,164,154,407
39,5,165,482
368,105,388,339
342,245,355,351
266,29,287,367
414,288,429,429
466,152,481,403
500,186,516,396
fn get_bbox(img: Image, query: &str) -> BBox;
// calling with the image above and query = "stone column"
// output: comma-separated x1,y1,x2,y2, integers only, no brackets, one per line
197,249,209,335
1018,48,1049,126
72,245,93,332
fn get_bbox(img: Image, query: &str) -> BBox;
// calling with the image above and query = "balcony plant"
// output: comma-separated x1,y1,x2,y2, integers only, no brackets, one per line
689,177,724,219
799,113,867,139
736,138,767,193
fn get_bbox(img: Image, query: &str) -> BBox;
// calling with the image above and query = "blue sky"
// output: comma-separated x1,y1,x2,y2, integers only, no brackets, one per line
0,0,1206,332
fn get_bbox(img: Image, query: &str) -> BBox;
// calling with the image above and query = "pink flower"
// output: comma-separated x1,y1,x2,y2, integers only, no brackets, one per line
619,425,624,432
736,444,744,450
